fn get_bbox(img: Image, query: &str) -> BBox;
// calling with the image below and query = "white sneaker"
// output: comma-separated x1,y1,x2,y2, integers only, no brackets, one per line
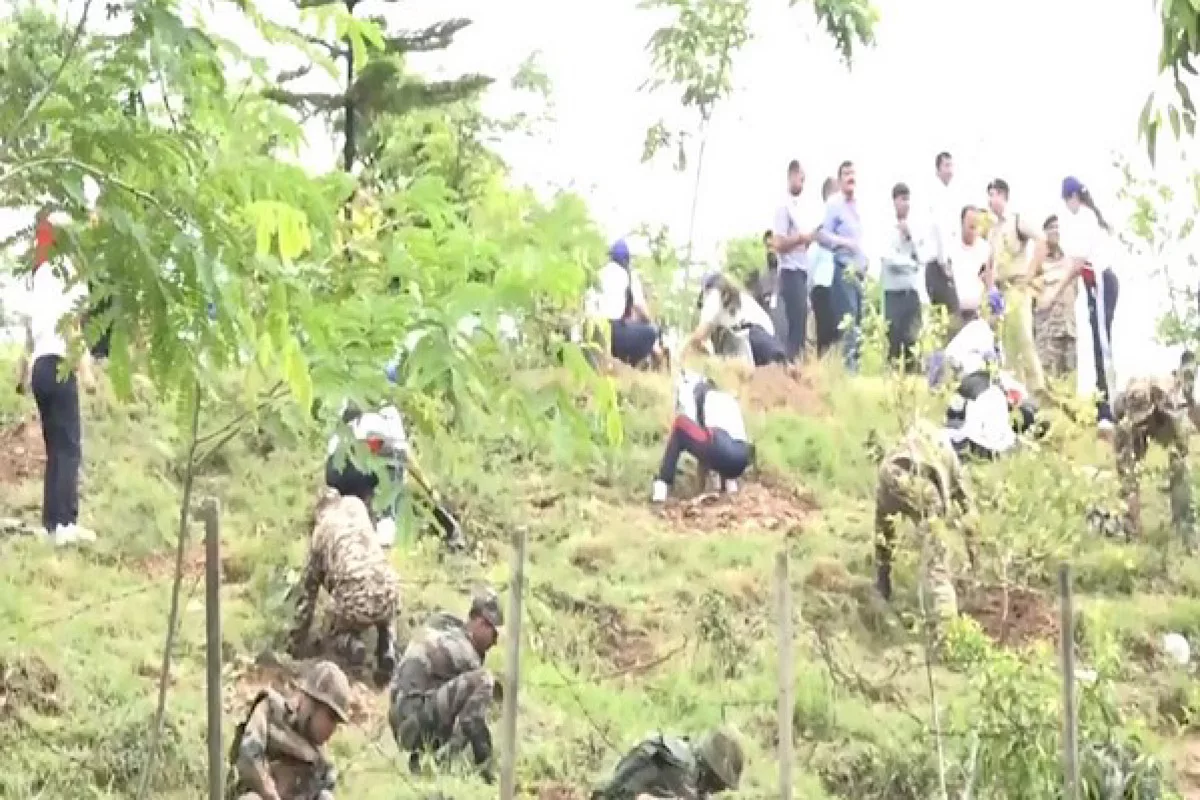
651,480,669,503
723,479,739,495
1098,419,1115,431
375,517,397,548
52,524,95,546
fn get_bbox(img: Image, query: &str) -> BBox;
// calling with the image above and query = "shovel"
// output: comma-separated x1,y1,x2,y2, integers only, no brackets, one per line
406,456,467,550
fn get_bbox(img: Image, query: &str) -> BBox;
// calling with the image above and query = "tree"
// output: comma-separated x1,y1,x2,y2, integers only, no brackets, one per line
259,0,492,174
640,0,878,265
1140,0,1200,162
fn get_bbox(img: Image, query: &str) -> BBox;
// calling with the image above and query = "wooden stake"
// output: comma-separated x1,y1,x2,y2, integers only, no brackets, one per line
500,526,527,800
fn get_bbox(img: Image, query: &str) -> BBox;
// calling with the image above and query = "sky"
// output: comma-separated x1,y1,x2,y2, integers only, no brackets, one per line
1,0,1194,376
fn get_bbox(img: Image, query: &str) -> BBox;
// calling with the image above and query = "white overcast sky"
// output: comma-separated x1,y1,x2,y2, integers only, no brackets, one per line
3,0,1194,375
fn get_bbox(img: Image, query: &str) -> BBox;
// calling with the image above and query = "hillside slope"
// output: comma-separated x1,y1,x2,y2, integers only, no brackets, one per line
1,356,1198,799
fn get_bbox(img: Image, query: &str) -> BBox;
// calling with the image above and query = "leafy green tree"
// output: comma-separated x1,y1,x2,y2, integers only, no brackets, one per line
722,232,766,283
1141,0,1200,161
259,0,492,173
640,0,877,265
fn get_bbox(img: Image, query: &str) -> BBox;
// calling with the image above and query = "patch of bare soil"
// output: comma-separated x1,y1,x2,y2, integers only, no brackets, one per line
133,545,240,582
659,478,817,536
957,582,1058,648
536,782,584,800
535,587,662,674
1178,735,1200,800
0,419,45,487
739,365,826,416
0,654,62,719
224,654,386,729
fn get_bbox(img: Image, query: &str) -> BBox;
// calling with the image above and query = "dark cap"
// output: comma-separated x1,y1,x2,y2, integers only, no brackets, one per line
469,588,503,627
891,182,910,199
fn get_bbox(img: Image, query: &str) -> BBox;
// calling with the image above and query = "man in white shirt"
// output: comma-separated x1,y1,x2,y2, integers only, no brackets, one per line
926,151,963,314
771,160,819,361
880,183,931,370
651,371,752,503
946,206,991,335
18,208,97,546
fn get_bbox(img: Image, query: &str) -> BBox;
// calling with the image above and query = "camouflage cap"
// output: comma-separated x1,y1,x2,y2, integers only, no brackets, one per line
300,660,351,724
697,727,744,790
1119,379,1161,426
469,588,504,628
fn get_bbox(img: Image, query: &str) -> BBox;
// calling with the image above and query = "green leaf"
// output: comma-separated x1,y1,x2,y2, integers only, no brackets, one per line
282,338,313,415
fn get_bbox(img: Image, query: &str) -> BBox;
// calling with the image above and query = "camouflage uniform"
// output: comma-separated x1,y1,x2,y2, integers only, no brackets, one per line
388,591,503,776
989,212,1044,391
1113,376,1195,548
591,728,744,799
874,420,977,625
289,489,401,671
230,661,349,800
1033,255,1078,379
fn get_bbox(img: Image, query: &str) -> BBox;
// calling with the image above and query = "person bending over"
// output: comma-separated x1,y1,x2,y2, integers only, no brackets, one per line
685,272,786,367
651,371,753,503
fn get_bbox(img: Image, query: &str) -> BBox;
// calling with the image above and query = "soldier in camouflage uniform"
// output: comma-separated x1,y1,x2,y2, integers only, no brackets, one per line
591,727,744,799
388,589,503,780
229,660,349,800
874,420,979,626
288,488,401,678
1112,374,1196,549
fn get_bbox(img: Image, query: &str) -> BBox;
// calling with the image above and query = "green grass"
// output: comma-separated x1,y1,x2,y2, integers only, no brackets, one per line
0,353,1198,799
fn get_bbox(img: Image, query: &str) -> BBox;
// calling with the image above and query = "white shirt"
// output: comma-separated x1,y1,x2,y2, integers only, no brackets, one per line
928,177,964,264
808,243,835,288
947,236,991,308
327,403,408,458
945,318,997,376
595,260,647,321
698,288,775,336
1059,205,1106,267
26,261,87,361
947,384,1016,454
674,374,748,441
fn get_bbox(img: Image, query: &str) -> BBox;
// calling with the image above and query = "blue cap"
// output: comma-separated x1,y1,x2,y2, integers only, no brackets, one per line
700,270,721,291
1061,176,1084,199
609,239,630,267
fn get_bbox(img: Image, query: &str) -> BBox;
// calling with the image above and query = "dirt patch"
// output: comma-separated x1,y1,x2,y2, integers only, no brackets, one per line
738,365,826,417
958,582,1058,647
535,587,662,674
1178,735,1200,800
224,654,386,729
0,654,62,718
658,478,816,536
0,419,45,487
536,782,584,800
133,545,239,582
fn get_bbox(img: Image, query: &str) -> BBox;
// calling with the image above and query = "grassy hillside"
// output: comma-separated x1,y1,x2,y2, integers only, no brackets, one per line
2,352,1200,799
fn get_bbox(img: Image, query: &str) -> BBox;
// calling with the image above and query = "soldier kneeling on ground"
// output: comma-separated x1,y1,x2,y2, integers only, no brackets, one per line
651,370,754,504
288,488,401,684
591,727,744,799
1112,372,1197,551
872,419,979,632
228,660,349,800
389,590,503,782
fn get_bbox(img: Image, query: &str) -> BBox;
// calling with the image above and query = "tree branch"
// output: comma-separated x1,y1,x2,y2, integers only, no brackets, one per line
8,0,96,147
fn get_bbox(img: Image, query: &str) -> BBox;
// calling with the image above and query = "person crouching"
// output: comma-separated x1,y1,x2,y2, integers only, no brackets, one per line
651,371,753,503
325,397,407,548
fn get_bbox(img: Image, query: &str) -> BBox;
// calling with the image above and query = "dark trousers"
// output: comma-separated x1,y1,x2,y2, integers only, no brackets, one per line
777,269,808,361
657,416,750,484
747,324,787,366
810,286,839,355
1102,267,1118,343
884,288,922,370
834,260,863,372
609,319,659,366
1084,278,1114,423
32,355,81,532
925,261,959,315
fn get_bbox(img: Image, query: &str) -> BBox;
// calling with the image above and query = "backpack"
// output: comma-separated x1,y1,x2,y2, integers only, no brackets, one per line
226,690,271,799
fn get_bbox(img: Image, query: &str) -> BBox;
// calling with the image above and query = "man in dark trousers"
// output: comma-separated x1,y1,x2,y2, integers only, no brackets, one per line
771,160,819,362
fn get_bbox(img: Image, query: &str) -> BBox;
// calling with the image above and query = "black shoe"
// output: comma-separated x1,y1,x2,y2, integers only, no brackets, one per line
408,751,421,774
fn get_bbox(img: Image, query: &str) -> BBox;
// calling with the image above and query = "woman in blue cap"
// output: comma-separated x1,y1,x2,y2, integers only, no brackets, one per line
593,239,662,367
1059,176,1118,431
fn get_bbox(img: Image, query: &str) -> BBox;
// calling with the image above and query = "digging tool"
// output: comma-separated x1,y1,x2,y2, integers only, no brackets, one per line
405,455,466,550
